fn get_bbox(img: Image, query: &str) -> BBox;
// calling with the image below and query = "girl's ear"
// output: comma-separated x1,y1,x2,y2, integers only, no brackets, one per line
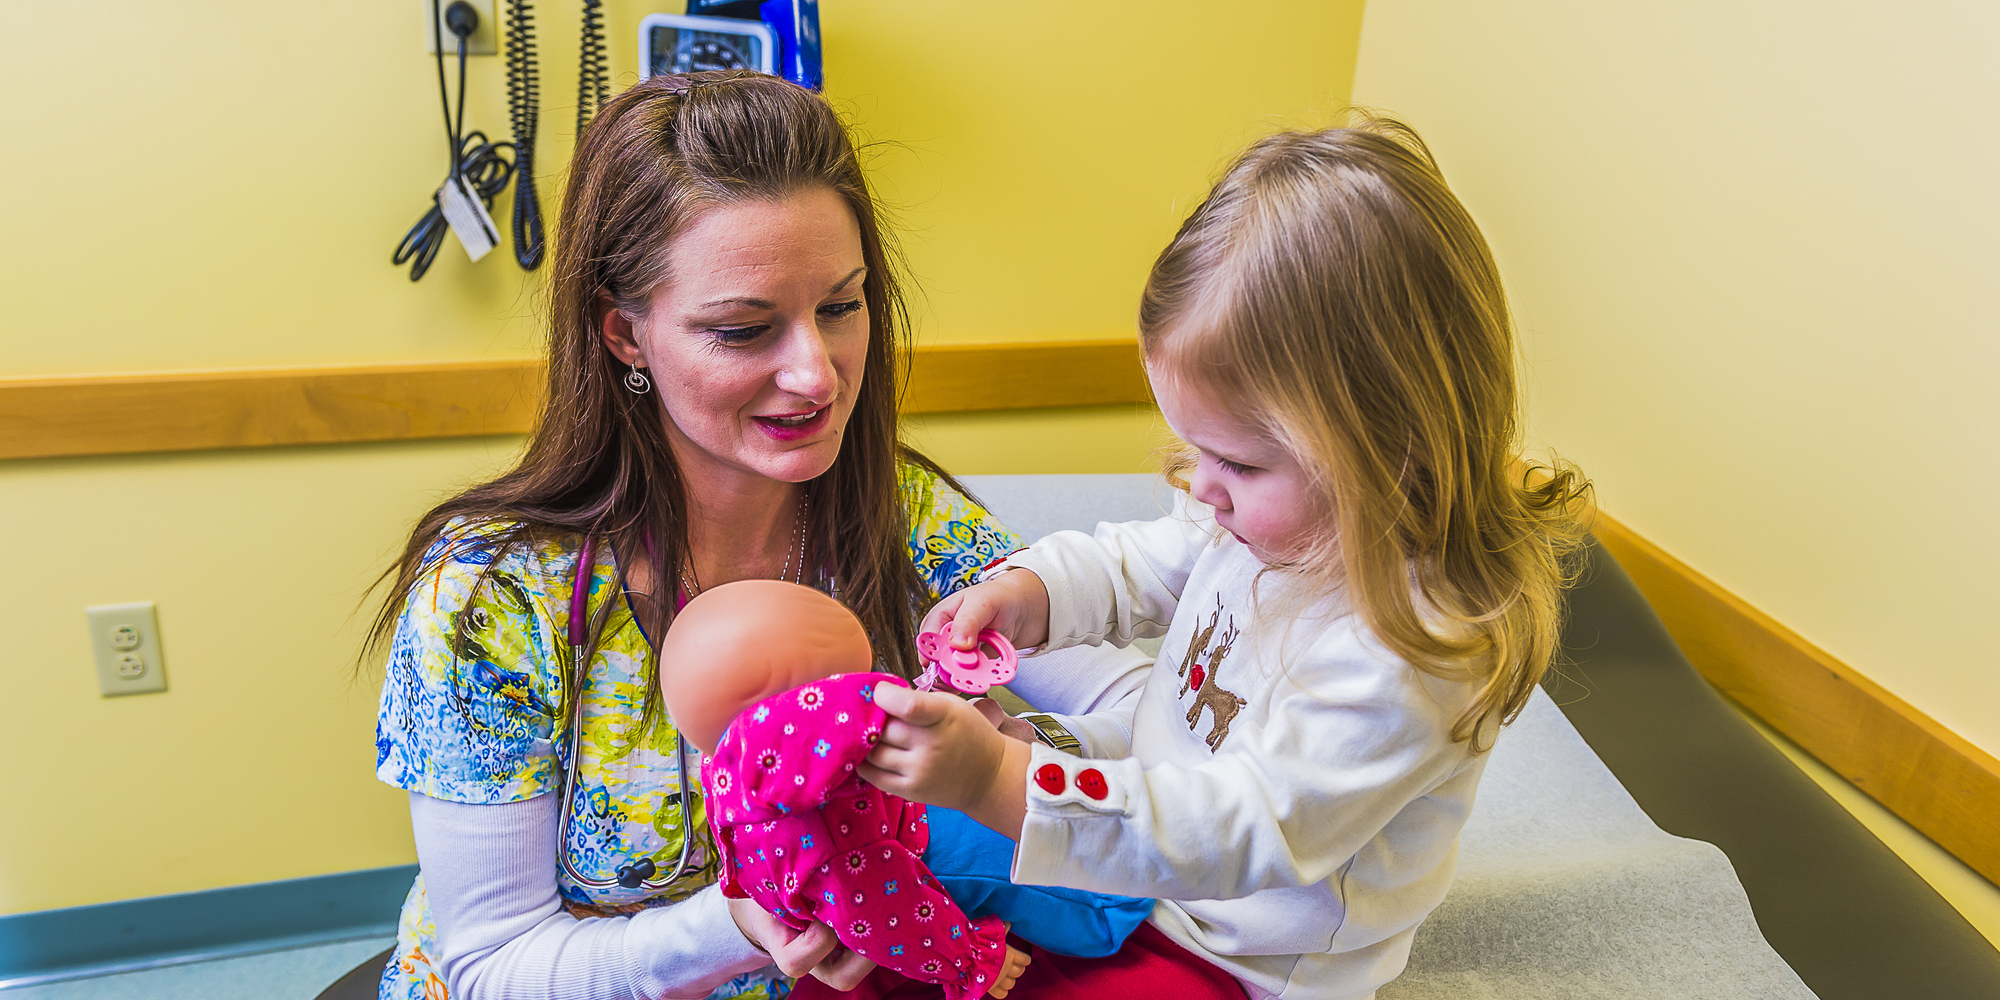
598,292,644,366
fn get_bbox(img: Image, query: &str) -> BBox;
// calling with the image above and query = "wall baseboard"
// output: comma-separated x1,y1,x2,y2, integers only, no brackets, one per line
0,340,1152,462
1591,513,2000,888
0,865,415,989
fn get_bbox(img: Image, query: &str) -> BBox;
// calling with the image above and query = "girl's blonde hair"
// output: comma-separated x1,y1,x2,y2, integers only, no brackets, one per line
1142,114,1589,751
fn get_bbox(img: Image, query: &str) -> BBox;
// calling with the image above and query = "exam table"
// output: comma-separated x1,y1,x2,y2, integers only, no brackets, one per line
316,474,2000,1000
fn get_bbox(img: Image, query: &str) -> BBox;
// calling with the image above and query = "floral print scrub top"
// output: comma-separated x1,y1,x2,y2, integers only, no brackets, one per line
374,464,1021,1000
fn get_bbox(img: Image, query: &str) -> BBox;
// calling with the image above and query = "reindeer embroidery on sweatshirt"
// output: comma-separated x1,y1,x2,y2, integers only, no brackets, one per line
1175,596,1247,752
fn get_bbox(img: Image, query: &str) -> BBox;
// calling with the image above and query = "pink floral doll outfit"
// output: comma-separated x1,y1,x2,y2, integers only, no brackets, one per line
703,673,1012,1000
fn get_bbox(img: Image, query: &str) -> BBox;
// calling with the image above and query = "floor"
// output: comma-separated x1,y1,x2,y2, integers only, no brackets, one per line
6,937,391,1000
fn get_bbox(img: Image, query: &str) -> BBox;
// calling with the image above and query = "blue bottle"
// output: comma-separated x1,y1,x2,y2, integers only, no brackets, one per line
758,0,823,91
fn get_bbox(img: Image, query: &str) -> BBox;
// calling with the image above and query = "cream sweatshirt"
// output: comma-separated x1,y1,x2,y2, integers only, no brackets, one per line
999,498,1488,1000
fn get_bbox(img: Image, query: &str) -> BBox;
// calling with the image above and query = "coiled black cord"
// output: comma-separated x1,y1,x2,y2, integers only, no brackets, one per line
393,131,519,283
576,0,610,133
505,0,544,270
395,1,517,282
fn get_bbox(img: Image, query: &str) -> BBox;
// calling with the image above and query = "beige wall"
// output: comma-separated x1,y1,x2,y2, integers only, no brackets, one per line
0,2,1363,913
1352,1,2000,755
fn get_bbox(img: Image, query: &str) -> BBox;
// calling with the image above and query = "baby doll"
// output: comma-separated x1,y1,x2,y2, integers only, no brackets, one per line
663,581,1133,999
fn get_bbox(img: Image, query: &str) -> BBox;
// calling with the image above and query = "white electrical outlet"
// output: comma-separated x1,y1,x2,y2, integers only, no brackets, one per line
87,602,167,697
424,0,498,56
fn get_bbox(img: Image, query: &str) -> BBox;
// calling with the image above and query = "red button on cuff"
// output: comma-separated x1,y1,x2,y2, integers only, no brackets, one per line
1034,763,1067,795
1076,768,1108,800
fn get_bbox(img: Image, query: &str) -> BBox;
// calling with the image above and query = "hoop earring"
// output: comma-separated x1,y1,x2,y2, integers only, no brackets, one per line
624,361,652,395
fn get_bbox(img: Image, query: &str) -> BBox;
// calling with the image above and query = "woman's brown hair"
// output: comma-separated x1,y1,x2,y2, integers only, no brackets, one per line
368,71,949,692
1142,114,1590,751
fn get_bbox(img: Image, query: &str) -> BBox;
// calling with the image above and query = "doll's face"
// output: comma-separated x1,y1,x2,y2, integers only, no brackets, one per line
657,580,873,754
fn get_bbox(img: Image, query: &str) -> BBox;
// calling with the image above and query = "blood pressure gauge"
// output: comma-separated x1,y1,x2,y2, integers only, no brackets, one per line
640,12,777,77
642,2,821,91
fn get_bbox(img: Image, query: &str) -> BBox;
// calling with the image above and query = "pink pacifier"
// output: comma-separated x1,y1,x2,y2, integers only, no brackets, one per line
914,628,1019,695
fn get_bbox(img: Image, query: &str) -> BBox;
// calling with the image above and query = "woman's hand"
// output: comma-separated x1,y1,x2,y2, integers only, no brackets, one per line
920,569,1052,653
861,683,1031,841
726,896,877,989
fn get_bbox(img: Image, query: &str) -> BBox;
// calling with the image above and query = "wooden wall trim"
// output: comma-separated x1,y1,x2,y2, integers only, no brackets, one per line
17,342,1988,886
901,340,1150,415
0,340,1150,462
0,361,542,462
1592,512,2000,886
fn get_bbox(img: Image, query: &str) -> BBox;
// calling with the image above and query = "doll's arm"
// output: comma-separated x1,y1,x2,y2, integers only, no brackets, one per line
711,822,748,900
797,837,1009,1000
893,805,931,857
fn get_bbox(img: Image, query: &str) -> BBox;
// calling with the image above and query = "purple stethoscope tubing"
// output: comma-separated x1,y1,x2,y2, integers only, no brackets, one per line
557,532,698,892
567,534,595,649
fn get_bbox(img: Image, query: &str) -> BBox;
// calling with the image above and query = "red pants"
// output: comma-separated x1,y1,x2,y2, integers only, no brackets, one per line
789,922,1248,1000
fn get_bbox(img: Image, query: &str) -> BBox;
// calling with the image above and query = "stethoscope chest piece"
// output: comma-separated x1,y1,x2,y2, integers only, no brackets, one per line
615,857,658,889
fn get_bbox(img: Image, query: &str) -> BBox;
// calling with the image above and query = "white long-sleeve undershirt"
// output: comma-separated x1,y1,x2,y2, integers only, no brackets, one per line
409,792,774,1000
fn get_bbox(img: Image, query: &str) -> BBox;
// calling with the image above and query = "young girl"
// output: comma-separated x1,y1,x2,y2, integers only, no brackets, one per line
857,116,1588,1000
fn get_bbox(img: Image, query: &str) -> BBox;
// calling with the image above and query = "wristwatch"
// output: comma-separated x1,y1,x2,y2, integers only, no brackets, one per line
1020,713,1082,754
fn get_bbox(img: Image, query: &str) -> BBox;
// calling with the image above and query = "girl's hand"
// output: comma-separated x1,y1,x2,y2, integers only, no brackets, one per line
974,697,1041,745
920,569,1052,654
861,682,1030,840
726,896,877,989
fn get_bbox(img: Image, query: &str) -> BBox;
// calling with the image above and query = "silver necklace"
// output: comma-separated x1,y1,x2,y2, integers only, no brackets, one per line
679,491,809,599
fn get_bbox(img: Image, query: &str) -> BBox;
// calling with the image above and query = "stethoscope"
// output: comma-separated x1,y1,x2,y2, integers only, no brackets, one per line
554,534,702,893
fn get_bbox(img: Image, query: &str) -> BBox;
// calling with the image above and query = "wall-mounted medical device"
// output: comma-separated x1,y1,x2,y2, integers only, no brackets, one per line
398,0,624,282
643,0,821,91
396,0,548,282
398,1,823,283
639,13,778,76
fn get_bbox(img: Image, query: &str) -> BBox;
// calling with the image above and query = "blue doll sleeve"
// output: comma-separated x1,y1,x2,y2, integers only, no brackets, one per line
921,805,1153,958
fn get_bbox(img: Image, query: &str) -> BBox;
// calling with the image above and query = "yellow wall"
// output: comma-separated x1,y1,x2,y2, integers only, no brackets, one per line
0,2,1364,913
1351,1,2000,757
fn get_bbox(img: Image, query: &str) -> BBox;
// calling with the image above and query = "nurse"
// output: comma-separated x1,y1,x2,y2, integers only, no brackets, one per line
368,70,1031,1000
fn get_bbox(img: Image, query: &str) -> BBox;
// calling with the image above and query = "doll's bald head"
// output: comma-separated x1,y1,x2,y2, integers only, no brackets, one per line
657,580,873,754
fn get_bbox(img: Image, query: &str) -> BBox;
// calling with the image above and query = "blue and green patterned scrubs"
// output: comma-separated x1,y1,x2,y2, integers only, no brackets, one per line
374,464,1020,1000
